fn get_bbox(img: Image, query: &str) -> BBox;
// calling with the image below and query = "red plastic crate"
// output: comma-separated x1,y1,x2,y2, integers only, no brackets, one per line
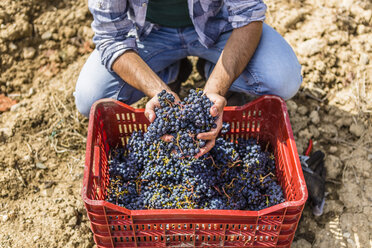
82,95,308,248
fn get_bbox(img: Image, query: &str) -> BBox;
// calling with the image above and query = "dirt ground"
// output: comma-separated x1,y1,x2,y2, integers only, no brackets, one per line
0,0,371,247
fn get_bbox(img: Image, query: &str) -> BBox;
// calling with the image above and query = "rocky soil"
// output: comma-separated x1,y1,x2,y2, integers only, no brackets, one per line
0,0,371,247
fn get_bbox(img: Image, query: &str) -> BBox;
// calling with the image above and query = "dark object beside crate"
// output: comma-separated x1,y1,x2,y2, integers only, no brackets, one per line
82,95,308,248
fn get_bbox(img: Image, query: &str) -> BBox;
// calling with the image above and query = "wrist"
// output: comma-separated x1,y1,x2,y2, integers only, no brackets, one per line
147,83,171,98
204,79,229,97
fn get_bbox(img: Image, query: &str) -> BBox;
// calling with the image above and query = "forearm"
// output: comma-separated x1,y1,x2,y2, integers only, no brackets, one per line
112,51,171,98
204,21,263,96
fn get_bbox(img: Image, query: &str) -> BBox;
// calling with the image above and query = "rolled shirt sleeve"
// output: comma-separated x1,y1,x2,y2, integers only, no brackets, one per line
89,0,137,71
225,0,267,29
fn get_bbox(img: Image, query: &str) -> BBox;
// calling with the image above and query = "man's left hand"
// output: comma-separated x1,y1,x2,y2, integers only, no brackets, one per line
195,92,226,158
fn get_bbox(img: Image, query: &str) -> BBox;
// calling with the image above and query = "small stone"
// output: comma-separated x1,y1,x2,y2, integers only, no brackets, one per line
63,27,76,38
347,238,355,245
33,236,39,242
286,100,298,113
349,123,365,137
299,128,312,140
309,125,320,138
335,117,352,128
343,232,351,238
315,60,326,73
41,31,53,40
310,110,320,125
1,214,8,222
23,47,36,59
368,154,372,161
292,238,312,248
10,103,21,112
65,45,78,60
329,146,338,153
41,188,53,197
67,216,78,228
8,42,17,51
359,53,369,65
36,162,47,169
325,155,342,179
28,87,34,96
323,200,344,214
297,105,308,115
52,33,59,40
23,155,31,162
297,38,325,57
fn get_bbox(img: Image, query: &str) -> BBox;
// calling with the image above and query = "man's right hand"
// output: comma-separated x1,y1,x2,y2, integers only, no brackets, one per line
144,90,180,123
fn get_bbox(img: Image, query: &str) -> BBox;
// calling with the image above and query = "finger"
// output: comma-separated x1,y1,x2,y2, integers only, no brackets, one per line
197,128,218,140
195,139,215,158
210,105,218,117
144,100,158,122
160,134,174,142
196,116,223,140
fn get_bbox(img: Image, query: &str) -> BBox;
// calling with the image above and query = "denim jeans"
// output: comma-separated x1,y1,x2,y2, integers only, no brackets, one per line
74,23,302,117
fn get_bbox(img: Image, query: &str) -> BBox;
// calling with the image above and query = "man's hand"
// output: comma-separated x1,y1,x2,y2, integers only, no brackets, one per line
194,22,262,158
195,92,226,158
144,91,180,123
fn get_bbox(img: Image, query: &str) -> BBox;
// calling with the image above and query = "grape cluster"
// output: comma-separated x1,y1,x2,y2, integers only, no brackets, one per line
106,90,285,210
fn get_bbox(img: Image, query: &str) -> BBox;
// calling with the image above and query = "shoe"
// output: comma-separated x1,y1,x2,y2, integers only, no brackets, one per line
168,58,193,95
196,58,206,81
226,91,248,106
300,151,326,216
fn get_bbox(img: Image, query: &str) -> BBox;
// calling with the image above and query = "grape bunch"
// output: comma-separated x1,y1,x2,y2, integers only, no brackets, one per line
106,89,285,210
145,89,216,157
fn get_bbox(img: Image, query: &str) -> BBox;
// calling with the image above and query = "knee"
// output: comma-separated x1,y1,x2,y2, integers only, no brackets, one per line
74,49,116,117
74,78,96,117
264,62,302,100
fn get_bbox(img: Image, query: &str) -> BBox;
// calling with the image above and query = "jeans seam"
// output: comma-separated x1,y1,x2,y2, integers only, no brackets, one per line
113,82,126,100
142,47,187,63
246,68,261,95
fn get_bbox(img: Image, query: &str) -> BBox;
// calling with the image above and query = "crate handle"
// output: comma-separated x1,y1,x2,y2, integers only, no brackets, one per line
93,145,101,179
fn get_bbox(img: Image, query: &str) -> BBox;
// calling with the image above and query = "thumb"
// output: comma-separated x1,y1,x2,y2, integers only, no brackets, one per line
210,105,218,117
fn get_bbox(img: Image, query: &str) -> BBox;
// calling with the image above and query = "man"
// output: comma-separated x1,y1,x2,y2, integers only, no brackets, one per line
74,0,302,157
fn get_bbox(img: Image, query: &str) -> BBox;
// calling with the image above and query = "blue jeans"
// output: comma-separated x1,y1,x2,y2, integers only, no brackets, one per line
74,24,302,117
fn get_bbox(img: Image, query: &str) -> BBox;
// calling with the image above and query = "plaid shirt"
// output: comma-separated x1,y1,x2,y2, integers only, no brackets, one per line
89,0,267,71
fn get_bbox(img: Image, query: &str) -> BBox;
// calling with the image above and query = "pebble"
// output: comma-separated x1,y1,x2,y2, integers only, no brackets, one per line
359,53,369,65
329,146,338,153
8,42,17,51
309,125,320,138
36,162,47,169
349,123,365,137
297,105,308,115
23,47,36,59
41,31,53,40
297,38,325,57
1,214,8,222
368,154,372,161
310,110,320,125
63,27,76,38
343,232,351,238
299,128,312,140
347,238,355,245
325,155,342,179
292,238,312,248
33,236,39,242
286,100,298,113
41,188,53,197
10,103,21,112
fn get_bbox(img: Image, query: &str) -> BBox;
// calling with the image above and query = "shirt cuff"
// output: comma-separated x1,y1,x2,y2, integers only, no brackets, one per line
98,37,138,72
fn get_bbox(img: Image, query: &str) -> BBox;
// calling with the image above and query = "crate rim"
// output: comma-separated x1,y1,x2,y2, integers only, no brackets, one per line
82,95,308,217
